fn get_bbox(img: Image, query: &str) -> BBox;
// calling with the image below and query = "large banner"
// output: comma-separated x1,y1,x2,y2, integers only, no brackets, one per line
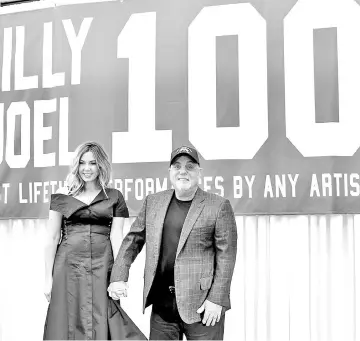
1,0,360,218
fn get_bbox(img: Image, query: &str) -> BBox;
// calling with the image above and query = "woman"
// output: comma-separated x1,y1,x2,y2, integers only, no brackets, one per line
43,141,145,340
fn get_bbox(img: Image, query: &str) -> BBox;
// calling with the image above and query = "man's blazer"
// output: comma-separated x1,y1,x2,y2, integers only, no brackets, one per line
110,187,237,324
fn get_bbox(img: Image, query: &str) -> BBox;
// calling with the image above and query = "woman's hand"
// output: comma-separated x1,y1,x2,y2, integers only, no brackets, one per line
44,277,53,302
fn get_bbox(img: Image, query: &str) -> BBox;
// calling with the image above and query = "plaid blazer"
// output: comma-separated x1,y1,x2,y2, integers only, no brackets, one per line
110,187,237,324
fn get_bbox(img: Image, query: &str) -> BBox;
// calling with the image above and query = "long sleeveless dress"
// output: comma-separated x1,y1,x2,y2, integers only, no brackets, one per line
43,188,146,340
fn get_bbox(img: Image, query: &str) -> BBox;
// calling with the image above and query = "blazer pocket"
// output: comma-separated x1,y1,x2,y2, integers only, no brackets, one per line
200,276,213,290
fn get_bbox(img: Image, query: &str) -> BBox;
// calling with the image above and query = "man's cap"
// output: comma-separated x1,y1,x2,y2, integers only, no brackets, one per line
170,146,200,165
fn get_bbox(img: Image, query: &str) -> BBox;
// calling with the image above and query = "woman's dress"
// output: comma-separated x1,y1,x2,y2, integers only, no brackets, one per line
43,188,146,340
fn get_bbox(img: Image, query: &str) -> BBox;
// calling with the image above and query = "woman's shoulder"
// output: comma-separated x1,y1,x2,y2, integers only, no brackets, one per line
49,187,72,214
108,187,129,217
55,186,70,195
50,187,71,205
106,187,125,200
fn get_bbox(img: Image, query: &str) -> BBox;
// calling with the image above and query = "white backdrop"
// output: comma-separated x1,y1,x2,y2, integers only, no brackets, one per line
0,215,359,341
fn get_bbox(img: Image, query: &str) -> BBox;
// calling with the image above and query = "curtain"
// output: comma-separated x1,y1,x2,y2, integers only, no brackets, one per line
0,215,359,341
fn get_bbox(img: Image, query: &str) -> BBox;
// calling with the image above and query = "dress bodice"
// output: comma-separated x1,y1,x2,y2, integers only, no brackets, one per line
50,188,129,236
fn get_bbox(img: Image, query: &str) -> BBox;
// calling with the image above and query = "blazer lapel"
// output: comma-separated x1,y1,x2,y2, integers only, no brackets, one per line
153,190,174,260
176,188,205,258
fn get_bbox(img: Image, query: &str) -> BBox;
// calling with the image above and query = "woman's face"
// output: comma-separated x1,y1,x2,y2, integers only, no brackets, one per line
78,151,99,183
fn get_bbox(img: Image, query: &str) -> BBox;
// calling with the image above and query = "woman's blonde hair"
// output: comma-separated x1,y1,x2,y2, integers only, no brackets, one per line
66,141,111,197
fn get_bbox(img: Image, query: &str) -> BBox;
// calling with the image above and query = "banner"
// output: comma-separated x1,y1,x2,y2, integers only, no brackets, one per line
1,0,360,218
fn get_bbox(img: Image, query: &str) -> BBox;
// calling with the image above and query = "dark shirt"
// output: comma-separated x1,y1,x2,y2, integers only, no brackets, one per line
149,193,192,317
157,194,192,285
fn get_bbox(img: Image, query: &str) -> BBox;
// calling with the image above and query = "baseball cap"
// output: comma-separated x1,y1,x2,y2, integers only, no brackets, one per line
170,146,200,165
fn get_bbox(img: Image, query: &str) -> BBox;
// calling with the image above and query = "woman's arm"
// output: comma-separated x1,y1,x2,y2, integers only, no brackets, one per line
110,217,125,259
44,210,62,281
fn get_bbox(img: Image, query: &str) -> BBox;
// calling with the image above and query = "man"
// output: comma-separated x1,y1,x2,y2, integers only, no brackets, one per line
108,146,237,340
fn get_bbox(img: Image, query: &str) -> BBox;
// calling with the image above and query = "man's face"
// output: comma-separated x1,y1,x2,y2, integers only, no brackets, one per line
169,155,201,194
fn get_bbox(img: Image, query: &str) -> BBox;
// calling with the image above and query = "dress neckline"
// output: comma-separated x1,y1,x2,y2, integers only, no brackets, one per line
71,189,104,206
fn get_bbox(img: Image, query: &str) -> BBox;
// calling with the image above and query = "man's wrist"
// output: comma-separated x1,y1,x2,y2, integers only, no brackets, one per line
110,265,130,282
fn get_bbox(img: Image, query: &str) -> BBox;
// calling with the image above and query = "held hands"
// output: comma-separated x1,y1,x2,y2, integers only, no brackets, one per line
107,281,129,300
197,299,222,326
44,277,53,302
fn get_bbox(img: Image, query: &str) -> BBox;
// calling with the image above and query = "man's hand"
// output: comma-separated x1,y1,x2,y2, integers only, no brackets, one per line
107,281,129,300
197,300,222,326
